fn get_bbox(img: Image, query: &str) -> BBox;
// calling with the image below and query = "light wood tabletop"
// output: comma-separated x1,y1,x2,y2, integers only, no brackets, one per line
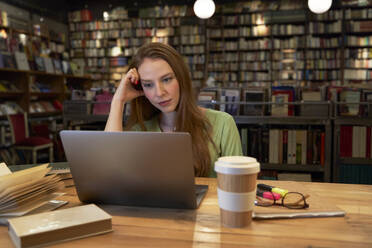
1,178,372,248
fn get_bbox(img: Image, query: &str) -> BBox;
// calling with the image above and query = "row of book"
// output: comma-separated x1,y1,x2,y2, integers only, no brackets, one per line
0,102,23,116
0,80,19,92
306,70,341,80
273,61,305,70
209,53,239,62
184,55,205,65
29,101,59,113
70,20,133,32
345,36,372,46
138,5,188,18
307,60,341,69
239,38,271,50
198,86,372,117
240,51,270,61
306,50,341,59
271,24,305,36
272,37,305,49
0,51,82,76
240,127,325,166
219,0,304,13
345,8,372,19
313,10,342,21
346,48,372,59
179,26,204,35
340,126,372,159
239,26,270,37
344,69,372,80
347,21,372,33
179,45,205,54
239,72,270,81
309,21,342,34
208,62,238,71
345,59,372,68
30,81,53,93
307,37,342,48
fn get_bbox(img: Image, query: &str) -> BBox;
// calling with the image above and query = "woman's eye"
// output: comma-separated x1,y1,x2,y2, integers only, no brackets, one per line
163,77,172,83
143,83,153,88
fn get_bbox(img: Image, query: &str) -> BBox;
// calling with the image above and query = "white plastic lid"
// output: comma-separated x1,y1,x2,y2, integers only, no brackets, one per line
214,156,260,175
217,156,257,165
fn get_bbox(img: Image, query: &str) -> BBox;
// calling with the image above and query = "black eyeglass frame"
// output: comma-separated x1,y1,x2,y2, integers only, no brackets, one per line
255,191,310,209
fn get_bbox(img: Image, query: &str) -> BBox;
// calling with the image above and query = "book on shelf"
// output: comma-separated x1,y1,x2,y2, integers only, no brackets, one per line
0,163,65,223
53,59,63,74
300,89,329,117
29,101,57,113
339,88,361,116
0,80,19,92
219,88,240,116
363,90,372,117
8,204,112,248
271,94,289,116
244,126,325,166
43,57,55,74
271,86,295,116
198,89,218,109
93,90,113,115
0,52,16,68
242,88,267,116
0,102,23,116
62,60,72,74
70,61,84,76
341,125,371,159
0,52,4,68
14,52,30,71
34,56,45,71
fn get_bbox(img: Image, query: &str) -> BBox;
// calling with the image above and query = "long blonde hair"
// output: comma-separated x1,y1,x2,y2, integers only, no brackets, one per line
125,42,215,177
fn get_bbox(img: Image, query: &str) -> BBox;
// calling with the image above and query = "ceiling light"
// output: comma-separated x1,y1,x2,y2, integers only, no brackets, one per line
193,0,215,19
308,0,332,14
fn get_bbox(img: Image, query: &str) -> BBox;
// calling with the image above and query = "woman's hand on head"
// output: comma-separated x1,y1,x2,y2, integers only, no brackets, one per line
112,68,144,104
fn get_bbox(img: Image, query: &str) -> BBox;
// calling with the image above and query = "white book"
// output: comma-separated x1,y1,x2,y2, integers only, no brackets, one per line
360,126,367,158
352,126,359,158
8,204,112,248
14,52,30,71
43,57,55,74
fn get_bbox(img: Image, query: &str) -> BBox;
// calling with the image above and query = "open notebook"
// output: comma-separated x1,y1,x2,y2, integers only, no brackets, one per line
253,181,345,219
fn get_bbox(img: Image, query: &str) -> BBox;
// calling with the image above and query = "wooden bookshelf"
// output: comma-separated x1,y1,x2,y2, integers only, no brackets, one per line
0,67,91,118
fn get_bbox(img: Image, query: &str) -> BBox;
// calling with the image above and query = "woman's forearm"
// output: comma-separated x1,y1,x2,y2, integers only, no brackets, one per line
105,99,125,131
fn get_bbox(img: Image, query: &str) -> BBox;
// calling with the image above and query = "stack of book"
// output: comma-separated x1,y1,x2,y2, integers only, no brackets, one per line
0,163,65,224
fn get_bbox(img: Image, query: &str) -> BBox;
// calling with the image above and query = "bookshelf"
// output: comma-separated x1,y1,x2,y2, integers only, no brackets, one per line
332,101,372,184
0,67,91,118
68,6,207,88
235,108,332,182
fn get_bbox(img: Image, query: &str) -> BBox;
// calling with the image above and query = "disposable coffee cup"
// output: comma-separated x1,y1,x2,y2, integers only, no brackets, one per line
215,156,260,228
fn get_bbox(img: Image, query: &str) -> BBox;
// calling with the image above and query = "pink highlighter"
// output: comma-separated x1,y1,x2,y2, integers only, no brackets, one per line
256,188,281,200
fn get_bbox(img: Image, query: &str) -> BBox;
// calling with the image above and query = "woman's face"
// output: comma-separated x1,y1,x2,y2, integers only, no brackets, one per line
138,58,180,113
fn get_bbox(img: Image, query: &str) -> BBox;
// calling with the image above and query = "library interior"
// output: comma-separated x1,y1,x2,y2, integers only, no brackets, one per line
0,0,372,247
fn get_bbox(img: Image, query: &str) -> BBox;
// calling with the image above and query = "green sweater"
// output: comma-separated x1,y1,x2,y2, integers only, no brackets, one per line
131,108,243,177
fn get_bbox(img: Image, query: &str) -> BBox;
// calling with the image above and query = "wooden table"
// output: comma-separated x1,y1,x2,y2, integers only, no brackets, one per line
1,178,372,248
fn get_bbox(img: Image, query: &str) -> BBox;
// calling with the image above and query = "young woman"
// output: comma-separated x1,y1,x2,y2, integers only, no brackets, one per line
105,42,242,177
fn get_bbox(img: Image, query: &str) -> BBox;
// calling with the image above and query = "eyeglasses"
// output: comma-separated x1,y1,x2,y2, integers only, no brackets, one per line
255,191,310,209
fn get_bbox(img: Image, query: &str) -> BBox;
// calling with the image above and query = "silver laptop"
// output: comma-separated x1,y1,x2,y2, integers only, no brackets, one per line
60,130,208,209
